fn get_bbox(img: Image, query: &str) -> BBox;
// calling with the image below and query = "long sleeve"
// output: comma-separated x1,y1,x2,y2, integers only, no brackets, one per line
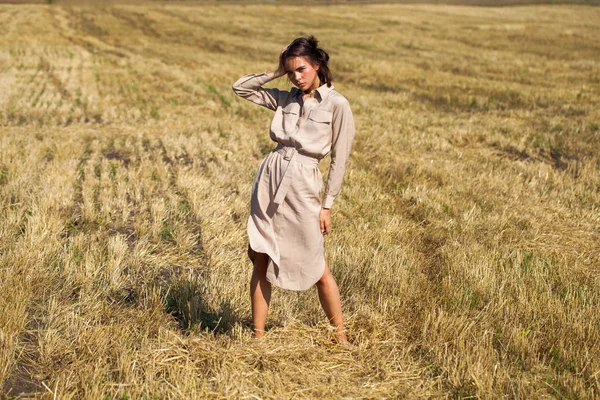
322,98,356,209
232,72,281,111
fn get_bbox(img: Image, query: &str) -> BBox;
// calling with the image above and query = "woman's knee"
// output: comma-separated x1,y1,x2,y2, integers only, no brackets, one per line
317,263,333,287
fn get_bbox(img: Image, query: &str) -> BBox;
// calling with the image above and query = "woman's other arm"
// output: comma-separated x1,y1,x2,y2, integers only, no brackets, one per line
322,97,356,210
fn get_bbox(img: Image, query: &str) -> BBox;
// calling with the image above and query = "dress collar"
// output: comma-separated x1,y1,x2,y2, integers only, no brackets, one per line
296,82,334,102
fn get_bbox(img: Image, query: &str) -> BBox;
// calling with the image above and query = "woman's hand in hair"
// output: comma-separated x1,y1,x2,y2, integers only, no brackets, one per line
274,44,290,78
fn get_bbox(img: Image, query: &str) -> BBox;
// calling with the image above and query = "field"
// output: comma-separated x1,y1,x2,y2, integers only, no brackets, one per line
1,2,599,398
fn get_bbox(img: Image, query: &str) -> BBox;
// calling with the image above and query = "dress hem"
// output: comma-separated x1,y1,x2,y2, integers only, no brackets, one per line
247,242,327,291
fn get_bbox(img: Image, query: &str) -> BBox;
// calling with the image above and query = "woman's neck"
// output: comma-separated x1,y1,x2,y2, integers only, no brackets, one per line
304,77,321,95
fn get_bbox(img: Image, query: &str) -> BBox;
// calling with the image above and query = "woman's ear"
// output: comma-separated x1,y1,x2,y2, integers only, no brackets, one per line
315,63,320,71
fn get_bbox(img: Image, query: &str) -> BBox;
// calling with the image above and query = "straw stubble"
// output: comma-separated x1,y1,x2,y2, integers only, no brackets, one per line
0,2,599,398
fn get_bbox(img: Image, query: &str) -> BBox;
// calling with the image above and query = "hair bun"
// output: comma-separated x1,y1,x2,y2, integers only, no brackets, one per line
307,35,319,50
317,48,329,63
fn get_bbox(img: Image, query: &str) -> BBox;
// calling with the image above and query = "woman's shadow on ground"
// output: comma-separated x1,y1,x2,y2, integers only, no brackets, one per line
162,270,250,335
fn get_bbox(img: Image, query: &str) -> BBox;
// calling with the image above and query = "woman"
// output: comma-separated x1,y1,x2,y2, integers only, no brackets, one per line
232,36,355,343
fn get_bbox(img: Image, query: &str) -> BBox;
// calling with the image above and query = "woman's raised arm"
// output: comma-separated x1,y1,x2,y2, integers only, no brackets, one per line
232,71,283,111
232,46,289,111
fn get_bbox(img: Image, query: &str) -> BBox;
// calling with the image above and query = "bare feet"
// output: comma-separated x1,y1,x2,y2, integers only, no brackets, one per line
253,328,266,339
335,330,348,344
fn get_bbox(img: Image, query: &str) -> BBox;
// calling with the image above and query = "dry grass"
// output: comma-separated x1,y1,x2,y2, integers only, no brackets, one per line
0,2,599,398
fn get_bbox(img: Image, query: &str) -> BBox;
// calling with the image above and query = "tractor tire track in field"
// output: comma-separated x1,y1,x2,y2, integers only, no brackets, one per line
50,7,196,101
48,7,128,61
44,6,217,117
153,8,273,62
108,7,162,39
68,135,94,231
151,8,228,54
2,327,44,397
151,137,226,332
96,7,197,70
1,134,85,398
48,6,193,122
61,132,211,331
36,56,71,101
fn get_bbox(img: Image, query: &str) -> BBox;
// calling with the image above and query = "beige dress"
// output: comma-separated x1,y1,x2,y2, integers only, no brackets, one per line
232,72,356,291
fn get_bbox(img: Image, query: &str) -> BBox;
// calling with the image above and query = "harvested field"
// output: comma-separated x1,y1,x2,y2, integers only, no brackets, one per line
0,2,599,398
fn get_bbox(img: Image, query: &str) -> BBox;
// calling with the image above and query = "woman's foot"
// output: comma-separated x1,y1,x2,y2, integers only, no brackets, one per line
334,329,348,344
253,327,266,338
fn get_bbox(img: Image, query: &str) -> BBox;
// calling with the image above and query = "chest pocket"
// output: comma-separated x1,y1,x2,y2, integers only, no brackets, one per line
282,103,300,132
306,109,332,142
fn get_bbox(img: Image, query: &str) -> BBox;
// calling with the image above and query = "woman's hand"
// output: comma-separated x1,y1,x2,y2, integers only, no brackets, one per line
274,44,289,78
320,208,331,235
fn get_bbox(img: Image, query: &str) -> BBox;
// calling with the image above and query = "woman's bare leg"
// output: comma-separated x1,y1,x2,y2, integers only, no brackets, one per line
316,262,348,343
250,251,271,337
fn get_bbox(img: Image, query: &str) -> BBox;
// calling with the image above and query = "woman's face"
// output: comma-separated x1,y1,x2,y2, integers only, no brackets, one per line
284,56,320,93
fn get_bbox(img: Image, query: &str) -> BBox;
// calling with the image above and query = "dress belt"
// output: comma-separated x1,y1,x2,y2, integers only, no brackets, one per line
272,145,319,205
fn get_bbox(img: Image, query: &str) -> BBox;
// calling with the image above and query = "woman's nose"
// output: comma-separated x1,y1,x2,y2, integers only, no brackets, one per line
294,72,302,81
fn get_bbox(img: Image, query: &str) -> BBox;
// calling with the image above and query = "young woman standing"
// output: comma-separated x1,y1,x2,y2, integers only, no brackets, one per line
232,36,355,343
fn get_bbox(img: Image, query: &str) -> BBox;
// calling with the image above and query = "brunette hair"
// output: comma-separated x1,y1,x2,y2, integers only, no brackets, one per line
280,36,333,88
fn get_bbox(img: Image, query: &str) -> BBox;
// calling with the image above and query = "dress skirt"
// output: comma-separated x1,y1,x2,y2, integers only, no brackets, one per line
247,145,326,291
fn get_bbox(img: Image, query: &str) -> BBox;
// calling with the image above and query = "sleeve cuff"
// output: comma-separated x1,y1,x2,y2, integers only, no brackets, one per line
322,195,335,209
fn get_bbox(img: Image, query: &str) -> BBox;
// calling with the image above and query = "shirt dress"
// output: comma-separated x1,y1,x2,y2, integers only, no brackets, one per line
232,71,356,291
